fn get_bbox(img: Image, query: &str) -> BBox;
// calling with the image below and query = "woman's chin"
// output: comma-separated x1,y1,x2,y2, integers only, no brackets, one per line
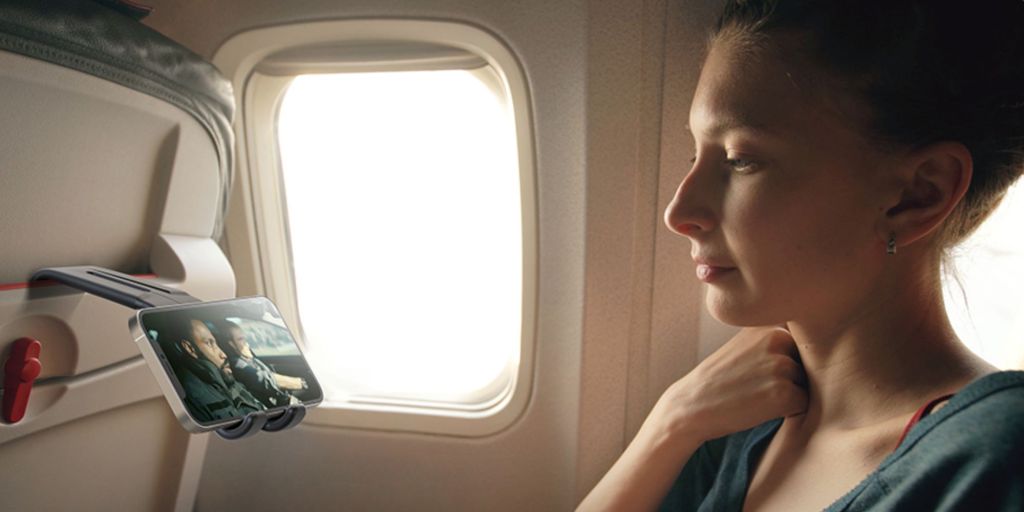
704,289,778,327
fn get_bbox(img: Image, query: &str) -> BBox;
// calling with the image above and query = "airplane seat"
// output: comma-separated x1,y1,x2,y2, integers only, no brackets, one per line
0,1,236,509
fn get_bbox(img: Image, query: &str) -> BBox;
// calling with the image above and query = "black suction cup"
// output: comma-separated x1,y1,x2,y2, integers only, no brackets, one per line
263,405,306,432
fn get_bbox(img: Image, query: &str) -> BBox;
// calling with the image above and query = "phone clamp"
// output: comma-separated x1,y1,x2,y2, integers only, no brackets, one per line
31,265,307,440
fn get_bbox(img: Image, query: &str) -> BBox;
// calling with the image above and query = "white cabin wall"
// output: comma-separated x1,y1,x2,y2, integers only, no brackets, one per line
143,0,725,509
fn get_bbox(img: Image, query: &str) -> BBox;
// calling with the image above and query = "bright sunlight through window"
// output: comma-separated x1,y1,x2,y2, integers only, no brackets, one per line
943,180,1024,370
276,70,522,405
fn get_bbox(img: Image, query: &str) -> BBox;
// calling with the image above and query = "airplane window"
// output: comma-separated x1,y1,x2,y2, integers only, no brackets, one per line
943,180,1024,369
275,70,523,405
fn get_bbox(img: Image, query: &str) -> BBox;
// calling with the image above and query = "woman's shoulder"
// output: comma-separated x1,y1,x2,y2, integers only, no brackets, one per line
896,371,1024,454
855,371,1024,510
928,370,1024,433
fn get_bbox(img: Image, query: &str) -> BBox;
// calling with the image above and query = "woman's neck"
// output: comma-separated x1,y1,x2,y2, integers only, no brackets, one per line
785,266,996,431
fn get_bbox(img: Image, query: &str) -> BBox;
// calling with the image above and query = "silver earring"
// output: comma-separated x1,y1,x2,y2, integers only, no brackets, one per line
887,232,897,255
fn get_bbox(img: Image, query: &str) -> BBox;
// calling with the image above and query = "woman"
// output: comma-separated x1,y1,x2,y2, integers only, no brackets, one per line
580,1,1024,510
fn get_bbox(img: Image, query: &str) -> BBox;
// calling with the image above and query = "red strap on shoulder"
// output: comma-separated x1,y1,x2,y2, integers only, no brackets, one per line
895,393,955,449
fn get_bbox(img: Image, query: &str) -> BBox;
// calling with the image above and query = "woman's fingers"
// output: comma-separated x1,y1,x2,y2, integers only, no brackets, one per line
772,354,807,386
657,326,809,442
764,326,799,357
784,384,809,417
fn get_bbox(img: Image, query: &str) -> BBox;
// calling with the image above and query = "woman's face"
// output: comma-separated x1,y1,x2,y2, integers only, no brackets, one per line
664,36,895,327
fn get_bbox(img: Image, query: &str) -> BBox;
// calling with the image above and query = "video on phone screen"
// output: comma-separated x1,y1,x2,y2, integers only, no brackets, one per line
139,297,321,426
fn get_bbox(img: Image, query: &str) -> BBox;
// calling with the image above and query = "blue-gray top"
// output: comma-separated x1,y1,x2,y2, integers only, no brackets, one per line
661,371,1024,511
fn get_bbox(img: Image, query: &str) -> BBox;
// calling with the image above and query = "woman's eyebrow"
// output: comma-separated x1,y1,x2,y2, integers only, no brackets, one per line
689,122,775,144
712,118,771,137
690,110,773,138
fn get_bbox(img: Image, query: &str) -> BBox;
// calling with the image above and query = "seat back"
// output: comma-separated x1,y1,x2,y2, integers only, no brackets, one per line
0,1,237,509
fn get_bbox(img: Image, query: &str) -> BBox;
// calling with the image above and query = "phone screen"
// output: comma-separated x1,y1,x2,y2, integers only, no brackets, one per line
137,296,322,428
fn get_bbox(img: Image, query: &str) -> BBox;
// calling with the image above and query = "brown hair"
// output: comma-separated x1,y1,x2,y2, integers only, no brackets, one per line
713,0,1024,249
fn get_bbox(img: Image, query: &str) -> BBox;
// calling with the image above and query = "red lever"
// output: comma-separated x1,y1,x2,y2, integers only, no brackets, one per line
3,337,42,424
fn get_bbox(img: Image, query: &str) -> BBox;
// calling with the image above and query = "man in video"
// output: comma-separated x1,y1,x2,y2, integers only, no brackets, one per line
218,322,306,408
161,317,266,423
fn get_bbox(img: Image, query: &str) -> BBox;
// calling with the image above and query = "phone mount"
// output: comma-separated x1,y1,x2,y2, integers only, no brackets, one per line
31,265,307,440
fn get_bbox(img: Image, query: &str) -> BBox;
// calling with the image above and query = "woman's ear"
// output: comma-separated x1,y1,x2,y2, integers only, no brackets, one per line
880,141,972,250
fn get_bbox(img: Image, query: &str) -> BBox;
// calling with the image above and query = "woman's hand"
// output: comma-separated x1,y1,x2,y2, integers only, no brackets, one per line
577,326,807,512
651,326,808,444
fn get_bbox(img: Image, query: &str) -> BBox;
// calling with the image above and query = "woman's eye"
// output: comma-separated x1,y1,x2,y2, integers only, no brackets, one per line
725,157,758,173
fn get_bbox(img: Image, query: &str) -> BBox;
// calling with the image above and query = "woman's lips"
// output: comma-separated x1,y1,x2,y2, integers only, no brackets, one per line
696,264,736,283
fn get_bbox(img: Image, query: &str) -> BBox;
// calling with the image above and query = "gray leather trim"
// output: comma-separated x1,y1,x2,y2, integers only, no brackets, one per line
0,0,234,238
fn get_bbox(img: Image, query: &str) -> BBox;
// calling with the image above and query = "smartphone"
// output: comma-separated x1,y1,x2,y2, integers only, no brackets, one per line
129,296,323,432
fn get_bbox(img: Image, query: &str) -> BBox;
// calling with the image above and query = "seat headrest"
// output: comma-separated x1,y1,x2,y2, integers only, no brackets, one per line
0,0,234,236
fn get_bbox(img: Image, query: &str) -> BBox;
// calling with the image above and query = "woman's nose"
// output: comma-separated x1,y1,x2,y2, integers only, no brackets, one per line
664,162,717,237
